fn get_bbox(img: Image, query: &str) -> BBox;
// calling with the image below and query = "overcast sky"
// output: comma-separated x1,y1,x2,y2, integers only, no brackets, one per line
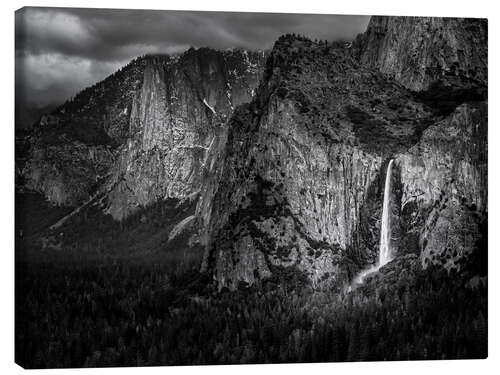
15,7,369,118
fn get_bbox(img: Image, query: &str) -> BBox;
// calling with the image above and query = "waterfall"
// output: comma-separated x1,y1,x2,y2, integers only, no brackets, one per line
352,159,394,285
378,159,393,266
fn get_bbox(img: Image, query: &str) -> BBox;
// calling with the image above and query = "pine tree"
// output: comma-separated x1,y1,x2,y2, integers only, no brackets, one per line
347,323,360,361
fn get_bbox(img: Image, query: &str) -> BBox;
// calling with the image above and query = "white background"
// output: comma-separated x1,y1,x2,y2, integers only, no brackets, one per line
1,0,497,374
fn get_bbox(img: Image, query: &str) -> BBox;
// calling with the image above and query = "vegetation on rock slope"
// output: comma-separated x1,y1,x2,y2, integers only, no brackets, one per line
16,248,487,367
15,19,488,367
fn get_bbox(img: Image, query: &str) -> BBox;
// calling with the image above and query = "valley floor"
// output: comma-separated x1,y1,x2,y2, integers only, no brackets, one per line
15,251,487,367
15,192,487,367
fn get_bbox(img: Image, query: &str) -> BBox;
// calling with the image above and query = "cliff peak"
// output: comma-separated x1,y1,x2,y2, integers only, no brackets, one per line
354,16,487,92
201,17,487,290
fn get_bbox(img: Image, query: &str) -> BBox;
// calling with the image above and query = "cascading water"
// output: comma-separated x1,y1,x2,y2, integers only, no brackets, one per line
352,159,394,285
378,159,393,266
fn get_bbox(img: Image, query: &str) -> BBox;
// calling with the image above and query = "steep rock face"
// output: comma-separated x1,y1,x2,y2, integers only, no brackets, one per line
351,16,488,276
106,49,266,219
25,142,114,206
354,16,487,92
22,49,266,219
396,102,487,271
19,16,487,289
22,57,148,206
203,35,435,290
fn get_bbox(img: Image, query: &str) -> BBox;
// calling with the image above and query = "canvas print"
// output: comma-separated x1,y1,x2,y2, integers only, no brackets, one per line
15,7,487,368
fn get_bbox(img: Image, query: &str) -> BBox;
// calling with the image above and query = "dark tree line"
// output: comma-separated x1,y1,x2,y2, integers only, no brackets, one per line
16,253,487,368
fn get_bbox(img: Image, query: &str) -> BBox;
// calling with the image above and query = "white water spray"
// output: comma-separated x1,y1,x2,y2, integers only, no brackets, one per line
353,159,394,285
378,159,393,266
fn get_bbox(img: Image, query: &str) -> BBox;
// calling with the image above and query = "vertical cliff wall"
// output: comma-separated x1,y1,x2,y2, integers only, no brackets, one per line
105,50,266,219
20,16,487,288
23,57,149,206
351,16,488,277
204,15,488,289
354,16,487,92
396,102,487,271
203,35,437,289
22,49,266,220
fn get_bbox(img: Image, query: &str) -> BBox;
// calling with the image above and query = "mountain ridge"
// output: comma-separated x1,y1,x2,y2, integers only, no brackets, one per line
17,16,487,291
200,21,487,289
21,48,268,219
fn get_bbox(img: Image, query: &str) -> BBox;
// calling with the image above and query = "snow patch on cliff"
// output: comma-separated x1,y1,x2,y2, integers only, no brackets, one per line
168,215,197,241
203,98,216,114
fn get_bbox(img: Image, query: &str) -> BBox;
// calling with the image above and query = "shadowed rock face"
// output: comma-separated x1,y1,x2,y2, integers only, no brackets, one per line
105,50,267,219
24,142,114,206
22,57,148,206
22,49,267,218
19,16,487,290
202,34,441,290
396,102,487,271
354,16,487,92
348,16,488,277
203,17,487,289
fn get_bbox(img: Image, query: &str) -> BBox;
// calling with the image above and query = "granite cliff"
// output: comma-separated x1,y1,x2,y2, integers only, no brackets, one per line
18,16,487,291
396,102,487,272
200,35,427,289
22,49,266,221
105,49,266,220
202,17,487,289
354,16,487,92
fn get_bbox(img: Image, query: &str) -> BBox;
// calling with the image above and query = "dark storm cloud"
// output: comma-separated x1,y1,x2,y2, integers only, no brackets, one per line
15,6,370,124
